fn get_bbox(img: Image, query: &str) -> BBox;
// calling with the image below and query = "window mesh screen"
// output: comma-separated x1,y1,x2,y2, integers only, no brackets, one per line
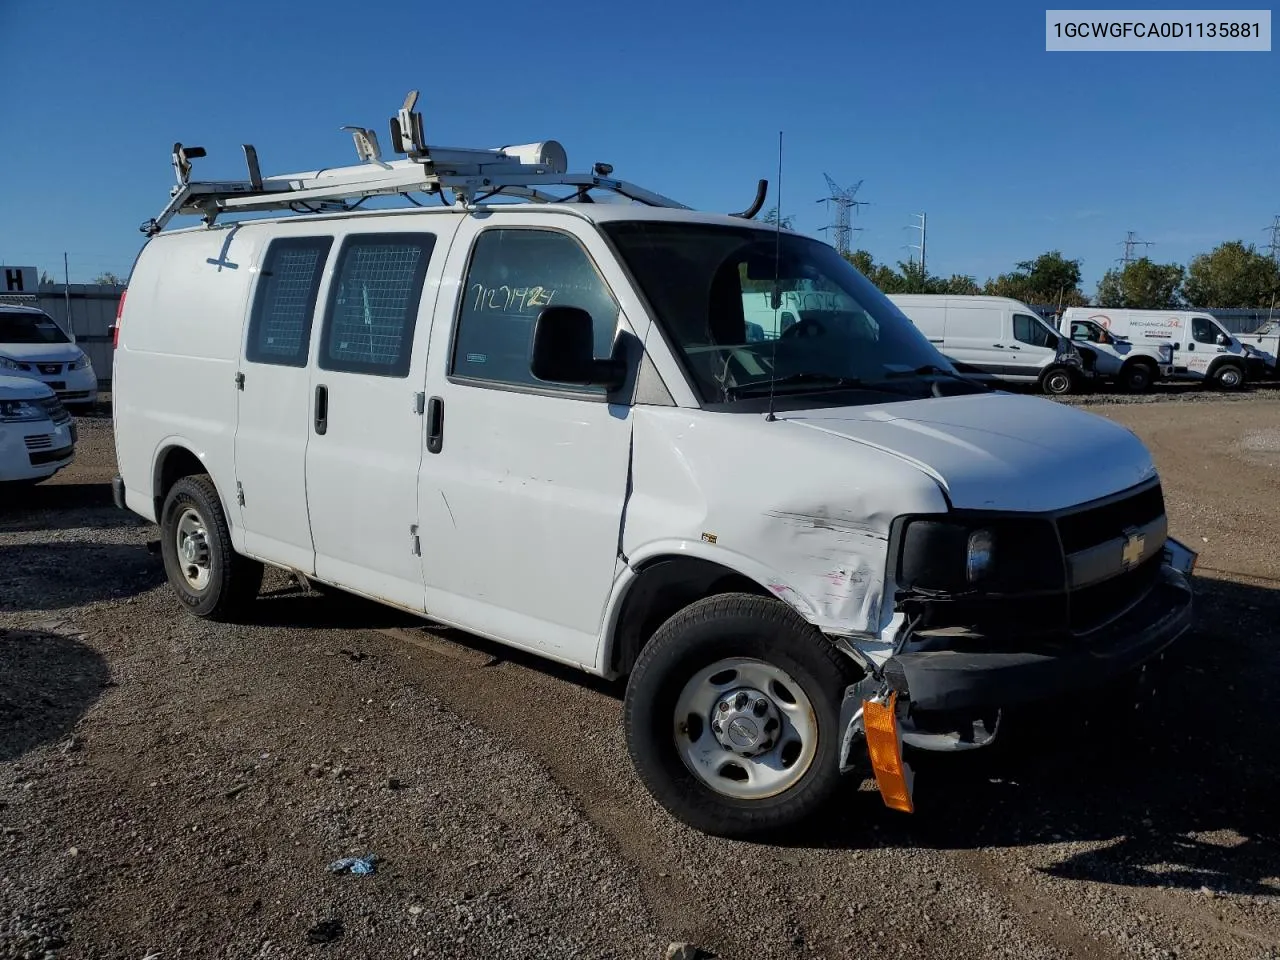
246,238,331,366
327,243,427,368
257,247,323,357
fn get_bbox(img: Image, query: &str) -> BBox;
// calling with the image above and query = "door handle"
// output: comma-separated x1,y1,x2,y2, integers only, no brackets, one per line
992,343,1005,348
426,396,444,454
314,384,328,435
1008,345,1020,350
928,337,943,343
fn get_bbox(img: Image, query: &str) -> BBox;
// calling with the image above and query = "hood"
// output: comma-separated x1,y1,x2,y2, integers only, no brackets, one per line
0,374,56,401
0,341,85,363
781,392,1156,513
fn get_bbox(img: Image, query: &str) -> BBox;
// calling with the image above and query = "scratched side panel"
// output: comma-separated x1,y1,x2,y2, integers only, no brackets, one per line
623,408,948,636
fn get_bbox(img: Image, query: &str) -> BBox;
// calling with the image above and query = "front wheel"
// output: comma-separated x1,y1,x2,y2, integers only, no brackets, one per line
623,593,860,838
1213,363,1244,390
1120,362,1155,393
160,474,263,620
1040,366,1075,396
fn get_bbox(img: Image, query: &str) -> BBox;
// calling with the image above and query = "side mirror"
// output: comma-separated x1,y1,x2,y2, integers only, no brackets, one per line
530,306,626,390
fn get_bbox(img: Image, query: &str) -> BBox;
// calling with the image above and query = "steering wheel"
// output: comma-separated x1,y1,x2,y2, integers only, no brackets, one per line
780,317,827,339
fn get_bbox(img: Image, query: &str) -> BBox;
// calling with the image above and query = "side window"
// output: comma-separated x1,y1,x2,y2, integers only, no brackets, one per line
1013,313,1053,348
245,237,333,366
451,228,620,391
1191,317,1218,344
319,233,436,377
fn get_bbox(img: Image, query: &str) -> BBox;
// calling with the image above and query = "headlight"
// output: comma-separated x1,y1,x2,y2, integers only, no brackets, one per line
0,356,25,372
896,517,1064,595
0,399,47,422
1159,344,1174,361
966,529,995,582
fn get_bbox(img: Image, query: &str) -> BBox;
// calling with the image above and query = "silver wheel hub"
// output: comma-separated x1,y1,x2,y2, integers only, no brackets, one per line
175,507,212,591
712,687,782,758
673,657,818,801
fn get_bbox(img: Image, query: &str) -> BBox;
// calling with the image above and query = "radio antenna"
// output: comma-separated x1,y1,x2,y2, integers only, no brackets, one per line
765,130,783,423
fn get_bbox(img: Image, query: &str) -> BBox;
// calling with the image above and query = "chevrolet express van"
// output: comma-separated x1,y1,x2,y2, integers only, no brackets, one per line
887,294,1087,395
1059,307,1249,389
110,121,1196,836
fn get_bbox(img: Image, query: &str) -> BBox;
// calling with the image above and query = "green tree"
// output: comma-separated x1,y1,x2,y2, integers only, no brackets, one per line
1183,241,1280,308
759,206,795,230
39,270,56,285
1095,258,1185,309
845,249,876,276
93,272,123,285
984,251,1087,306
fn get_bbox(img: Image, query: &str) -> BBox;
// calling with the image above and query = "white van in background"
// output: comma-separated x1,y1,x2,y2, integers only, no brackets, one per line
0,304,99,407
1058,307,1250,389
887,294,1087,395
1056,315,1174,393
1234,318,1278,378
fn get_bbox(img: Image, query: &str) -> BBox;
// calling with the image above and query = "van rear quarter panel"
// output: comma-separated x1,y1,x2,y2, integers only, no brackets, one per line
116,226,263,524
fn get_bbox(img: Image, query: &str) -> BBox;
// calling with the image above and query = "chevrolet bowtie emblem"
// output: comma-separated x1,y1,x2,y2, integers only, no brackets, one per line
1121,529,1145,569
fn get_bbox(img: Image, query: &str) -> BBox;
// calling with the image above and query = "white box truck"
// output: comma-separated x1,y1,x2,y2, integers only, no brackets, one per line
1058,307,1250,389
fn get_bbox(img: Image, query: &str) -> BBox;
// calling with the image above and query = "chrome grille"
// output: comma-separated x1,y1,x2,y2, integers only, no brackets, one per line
24,434,53,450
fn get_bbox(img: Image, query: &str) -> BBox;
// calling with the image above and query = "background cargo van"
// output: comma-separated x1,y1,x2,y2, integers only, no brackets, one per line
887,294,1086,395
1058,307,1250,389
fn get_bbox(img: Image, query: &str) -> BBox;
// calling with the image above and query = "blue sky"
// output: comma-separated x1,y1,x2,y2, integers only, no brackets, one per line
1,0,1276,291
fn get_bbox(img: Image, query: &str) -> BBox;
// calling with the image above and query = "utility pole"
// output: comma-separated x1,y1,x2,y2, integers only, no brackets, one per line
63,252,73,338
1263,215,1280,264
905,213,927,273
1118,231,1153,266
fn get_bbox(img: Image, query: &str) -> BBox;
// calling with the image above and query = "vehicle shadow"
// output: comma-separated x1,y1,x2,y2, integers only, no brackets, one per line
250,578,425,631
0,541,166,612
0,482,145,532
0,628,112,762
787,575,1280,896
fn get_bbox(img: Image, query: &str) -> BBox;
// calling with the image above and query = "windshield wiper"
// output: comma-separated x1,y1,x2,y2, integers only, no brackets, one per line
727,373,865,399
881,364,990,389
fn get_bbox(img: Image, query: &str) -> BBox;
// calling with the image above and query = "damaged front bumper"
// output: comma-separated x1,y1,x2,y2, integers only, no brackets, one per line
840,537,1197,810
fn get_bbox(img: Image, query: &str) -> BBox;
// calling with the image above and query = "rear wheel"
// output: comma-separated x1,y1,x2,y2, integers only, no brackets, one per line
1120,361,1156,393
160,474,263,620
1213,363,1244,390
623,593,860,838
1040,366,1075,396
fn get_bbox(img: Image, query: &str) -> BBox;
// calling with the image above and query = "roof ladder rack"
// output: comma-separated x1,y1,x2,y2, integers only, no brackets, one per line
141,90,774,236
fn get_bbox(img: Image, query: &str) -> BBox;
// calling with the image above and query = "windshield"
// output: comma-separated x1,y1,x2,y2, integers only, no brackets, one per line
601,221,959,404
0,311,70,344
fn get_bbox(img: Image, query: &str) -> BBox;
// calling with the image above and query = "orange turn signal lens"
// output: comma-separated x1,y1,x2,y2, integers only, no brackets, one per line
862,692,915,813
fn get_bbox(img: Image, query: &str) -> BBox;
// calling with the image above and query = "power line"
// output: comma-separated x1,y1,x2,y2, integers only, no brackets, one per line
904,213,927,274
816,174,868,256
1263,215,1280,264
1117,231,1154,266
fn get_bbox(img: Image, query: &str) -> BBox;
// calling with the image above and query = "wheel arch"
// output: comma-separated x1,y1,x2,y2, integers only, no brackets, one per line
1206,355,1245,386
152,441,214,522
601,551,786,680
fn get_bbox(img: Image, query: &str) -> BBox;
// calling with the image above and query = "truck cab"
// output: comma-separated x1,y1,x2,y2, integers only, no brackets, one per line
1061,316,1173,392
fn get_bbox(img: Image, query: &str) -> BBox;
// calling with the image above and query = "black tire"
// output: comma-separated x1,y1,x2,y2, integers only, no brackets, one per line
1212,363,1244,390
1119,361,1156,394
159,474,263,620
623,593,861,838
1040,366,1075,396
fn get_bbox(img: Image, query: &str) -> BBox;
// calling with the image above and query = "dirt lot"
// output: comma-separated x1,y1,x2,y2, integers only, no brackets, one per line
3,391,1279,960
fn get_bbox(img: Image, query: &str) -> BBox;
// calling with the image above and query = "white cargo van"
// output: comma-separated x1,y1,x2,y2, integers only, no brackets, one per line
887,294,1087,395
1059,307,1249,389
0,375,76,485
1055,315,1174,392
110,98,1197,837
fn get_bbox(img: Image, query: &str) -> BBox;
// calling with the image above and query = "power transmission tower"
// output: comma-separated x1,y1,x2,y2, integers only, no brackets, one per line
1263,215,1280,263
905,213,927,273
816,174,868,256
1118,231,1154,266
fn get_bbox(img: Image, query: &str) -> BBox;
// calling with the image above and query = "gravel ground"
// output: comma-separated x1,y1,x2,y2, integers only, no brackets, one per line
2,393,1279,960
